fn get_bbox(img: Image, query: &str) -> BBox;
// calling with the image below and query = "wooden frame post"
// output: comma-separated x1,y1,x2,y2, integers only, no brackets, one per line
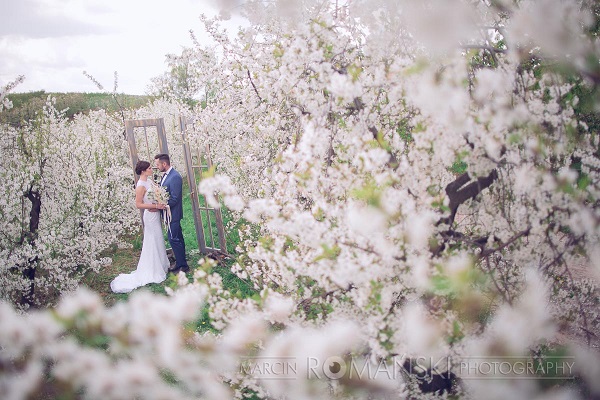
180,116,227,255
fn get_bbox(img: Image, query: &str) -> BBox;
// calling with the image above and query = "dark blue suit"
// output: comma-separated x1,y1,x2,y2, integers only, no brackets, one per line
161,168,188,270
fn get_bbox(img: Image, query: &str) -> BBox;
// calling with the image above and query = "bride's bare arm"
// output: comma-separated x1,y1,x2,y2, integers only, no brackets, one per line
135,186,166,211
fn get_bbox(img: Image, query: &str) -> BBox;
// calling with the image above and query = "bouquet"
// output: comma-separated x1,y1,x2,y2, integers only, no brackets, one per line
147,180,170,205
147,180,172,229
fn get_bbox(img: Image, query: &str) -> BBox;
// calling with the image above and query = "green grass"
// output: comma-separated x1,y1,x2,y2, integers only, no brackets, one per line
82,234,168,306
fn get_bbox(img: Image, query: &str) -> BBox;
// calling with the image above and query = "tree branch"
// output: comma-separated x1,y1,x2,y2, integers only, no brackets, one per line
484,256,513,306
247,69,263,102
480,227,531,258
298,284,355,311
440,170,499,227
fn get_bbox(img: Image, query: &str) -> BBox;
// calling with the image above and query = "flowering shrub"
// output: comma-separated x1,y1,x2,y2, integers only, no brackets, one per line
1,0,600,399
0,94,138,308
192,0,600,397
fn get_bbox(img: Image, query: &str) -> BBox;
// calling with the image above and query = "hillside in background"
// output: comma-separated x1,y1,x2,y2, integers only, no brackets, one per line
2,91,157,126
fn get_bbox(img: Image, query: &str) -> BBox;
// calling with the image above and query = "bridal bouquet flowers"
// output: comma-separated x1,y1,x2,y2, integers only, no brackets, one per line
147,181,170,205
148,181,172,228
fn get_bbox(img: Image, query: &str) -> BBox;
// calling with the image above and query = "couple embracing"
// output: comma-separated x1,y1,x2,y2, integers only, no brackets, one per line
110,154,189,294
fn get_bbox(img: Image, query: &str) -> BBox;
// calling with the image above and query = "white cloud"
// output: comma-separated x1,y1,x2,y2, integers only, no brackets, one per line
0,0,241,94
0,0,110,38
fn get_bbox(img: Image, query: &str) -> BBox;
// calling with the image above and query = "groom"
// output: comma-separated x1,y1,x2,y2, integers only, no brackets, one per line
154,153,189,274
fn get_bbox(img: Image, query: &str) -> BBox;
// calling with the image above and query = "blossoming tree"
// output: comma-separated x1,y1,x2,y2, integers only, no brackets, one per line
194,0,600,396
1,0,599,399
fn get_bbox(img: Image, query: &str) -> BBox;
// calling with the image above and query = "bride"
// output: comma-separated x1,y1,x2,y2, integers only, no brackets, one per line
110,160,170,293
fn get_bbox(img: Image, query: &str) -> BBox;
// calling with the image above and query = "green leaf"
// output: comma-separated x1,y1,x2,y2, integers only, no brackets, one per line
431,274,453,296
348,64,362,82
313,243,341,262
202,165,217,179
351,179,383,207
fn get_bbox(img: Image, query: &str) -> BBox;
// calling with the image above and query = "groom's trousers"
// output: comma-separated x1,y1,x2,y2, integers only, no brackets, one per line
168,220,188,269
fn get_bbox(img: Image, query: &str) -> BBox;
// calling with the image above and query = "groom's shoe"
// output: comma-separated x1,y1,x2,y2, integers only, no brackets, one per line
179,265,190,273
170,265,190,274
168,262,177,274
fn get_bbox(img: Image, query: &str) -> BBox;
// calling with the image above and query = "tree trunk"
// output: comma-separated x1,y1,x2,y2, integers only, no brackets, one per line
21,187,41,307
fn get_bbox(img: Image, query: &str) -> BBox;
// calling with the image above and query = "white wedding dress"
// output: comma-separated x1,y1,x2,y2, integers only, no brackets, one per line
110,179,170,293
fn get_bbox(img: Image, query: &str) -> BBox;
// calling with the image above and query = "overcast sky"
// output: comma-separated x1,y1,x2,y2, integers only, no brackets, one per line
0,0,239,95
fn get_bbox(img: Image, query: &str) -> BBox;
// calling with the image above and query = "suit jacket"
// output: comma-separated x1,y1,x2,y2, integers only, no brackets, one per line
161,168,184,222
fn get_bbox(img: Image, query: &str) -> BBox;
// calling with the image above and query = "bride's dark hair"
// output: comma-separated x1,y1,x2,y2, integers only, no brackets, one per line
135,160,151,176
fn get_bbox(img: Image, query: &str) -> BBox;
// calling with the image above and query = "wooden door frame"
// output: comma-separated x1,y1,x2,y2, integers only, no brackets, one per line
180,116,227,255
